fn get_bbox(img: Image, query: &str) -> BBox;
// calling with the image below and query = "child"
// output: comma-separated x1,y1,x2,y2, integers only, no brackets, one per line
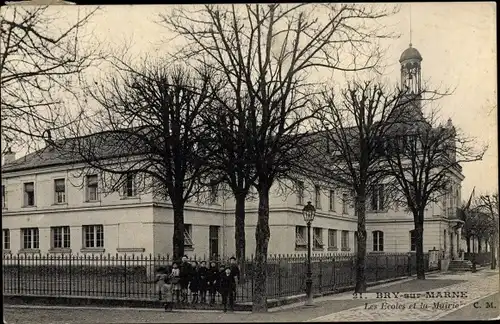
155,267,168,301
170,262,181,303
207,261,219,305
189,261,200,303
219,266,236,312
198,261,209,303
162,276,174,312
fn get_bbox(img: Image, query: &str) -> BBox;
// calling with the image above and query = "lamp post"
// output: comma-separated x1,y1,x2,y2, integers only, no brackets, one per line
303,201,316,306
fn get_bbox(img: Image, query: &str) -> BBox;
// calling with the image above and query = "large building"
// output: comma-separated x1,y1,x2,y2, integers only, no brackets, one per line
1,45,470,260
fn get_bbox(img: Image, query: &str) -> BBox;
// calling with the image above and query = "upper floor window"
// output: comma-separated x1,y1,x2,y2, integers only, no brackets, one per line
86,175,99,202
184,224,193,248
313,227,323,249
314,185,321,209
123,173,137,197
296,181,304,205
23,182,35,207
371,184,385,211
209,182,218,204
83,224,104,248
295,226,307,249
329,190,335,211
1,185,6,209
21,227,39,249
51,226,71,249
54,179,66,204
410,230,416,251
342,193,348,214
3,229,10,250
373,231,384,252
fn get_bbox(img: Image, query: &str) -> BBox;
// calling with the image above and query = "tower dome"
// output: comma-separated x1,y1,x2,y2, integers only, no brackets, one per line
399,43,423,63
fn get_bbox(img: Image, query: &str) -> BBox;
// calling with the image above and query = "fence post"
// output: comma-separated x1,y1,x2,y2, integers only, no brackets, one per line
124,255,128,297
332,257,336,289
278,257,282,297
17,255,21,294
69,254,72,295
319,257,323,293
407,253,412,276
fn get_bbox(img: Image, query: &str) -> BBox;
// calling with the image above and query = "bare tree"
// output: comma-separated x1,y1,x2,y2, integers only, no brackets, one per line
308,81,419,293
62,60,217,260
1,5,104,153
200,89,257,268
475,193,499,269
381,105,486,279
160,3,398,311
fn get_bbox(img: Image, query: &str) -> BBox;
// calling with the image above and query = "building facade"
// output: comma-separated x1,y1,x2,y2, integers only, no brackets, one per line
1,45,469,260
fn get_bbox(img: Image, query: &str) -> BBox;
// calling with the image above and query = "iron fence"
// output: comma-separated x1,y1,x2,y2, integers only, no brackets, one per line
464,252,492,266
3,252,436,305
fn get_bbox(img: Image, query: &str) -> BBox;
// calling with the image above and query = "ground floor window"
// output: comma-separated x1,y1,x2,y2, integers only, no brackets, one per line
83,225,104,248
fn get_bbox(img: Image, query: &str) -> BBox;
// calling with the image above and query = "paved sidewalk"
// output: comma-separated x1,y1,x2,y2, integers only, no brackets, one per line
308,269,499,322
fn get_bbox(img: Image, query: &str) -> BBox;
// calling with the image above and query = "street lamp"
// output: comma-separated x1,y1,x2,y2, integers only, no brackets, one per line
303,201,316,306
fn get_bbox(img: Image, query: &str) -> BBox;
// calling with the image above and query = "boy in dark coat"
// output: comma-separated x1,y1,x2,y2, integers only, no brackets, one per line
207,261,219,305
179,255,192,303
198,261,209,303
219,267,236,312
189,261,200,304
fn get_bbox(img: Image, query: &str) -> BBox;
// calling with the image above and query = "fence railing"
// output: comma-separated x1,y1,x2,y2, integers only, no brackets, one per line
464,252,492,266
3,252,436,304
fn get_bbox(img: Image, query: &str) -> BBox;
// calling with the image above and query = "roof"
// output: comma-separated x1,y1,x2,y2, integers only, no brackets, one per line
399,44,423,63
2,127,150,174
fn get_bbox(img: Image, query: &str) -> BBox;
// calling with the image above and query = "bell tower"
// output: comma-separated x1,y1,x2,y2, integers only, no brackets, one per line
399,43,423,95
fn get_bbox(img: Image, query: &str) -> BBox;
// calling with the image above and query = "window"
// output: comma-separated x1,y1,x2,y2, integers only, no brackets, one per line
123,173,136,197
313,227,323,249
354,231,358,252
3,229,10,250
86,175,99,202
443,229,447,252
54,179,66,204
341,230,349,250
209,183,218,204
296,181,304,205
342,193,348,214
295,226,307,248
370,184,385,211
373,231,384,252
329,190,335,211
410,230,416,251
23,182,35,207
328,229,337,249
51,226,70,249
83,225,104,248
184,224,193,248
1,185,6,209
314,185,321,209
21,228,39,249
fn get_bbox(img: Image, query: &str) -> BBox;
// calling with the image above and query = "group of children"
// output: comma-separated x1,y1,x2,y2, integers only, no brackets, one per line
155,257,239,312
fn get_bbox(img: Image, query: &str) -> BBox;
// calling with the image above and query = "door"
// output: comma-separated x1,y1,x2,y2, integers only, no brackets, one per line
209,226,219,260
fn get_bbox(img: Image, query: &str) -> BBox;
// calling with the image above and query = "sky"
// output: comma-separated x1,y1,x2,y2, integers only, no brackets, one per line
4,2,498,199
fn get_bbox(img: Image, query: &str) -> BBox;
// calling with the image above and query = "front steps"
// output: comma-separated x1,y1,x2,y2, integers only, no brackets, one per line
448,259,474,272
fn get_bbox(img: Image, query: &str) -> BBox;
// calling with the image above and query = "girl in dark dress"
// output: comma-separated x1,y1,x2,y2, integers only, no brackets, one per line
198,261,209,304
189,261,200,303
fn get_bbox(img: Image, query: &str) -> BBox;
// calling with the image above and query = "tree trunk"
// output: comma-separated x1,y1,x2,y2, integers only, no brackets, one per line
354,194,367,293
252,184,271,313
235,192,247,276
414,211,425,280
466,237,471,253
491,234,497,270
478,239,482,253
172,202,185,260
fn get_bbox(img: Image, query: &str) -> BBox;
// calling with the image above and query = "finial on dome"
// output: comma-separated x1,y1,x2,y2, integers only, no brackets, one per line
409,43,412,47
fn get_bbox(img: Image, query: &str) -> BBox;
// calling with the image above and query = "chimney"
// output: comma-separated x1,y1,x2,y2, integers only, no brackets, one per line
2,147,16,165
